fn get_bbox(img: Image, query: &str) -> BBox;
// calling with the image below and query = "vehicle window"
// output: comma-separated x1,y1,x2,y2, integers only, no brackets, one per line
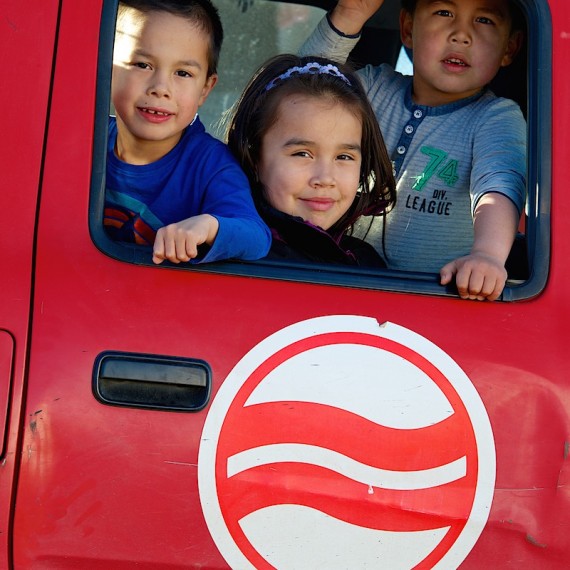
395,47,413,76
201,0,324,137
90,0,551,302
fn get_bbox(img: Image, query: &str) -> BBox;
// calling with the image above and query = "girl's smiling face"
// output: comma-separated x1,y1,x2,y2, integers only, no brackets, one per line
257,94,363,231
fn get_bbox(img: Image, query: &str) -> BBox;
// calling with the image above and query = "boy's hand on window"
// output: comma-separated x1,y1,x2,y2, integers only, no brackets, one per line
152,214,219,264
440,253,508,302
441,193,517,300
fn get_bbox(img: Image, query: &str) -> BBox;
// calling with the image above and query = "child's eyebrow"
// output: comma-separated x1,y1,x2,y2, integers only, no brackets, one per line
283,138,362,152
339,143,362,153
282,138,315,148
177,59,204,70
427,0,508,21
132,49,203,69
425,0,455,8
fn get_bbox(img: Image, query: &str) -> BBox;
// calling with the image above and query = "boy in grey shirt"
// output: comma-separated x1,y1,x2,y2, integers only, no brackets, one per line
301,0,526,301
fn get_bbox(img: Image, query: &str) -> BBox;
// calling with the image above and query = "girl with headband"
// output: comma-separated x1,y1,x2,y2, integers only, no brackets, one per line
227,54,396,266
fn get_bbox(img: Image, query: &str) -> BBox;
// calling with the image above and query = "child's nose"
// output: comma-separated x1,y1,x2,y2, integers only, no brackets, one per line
310,162,335,187
449,22,472,46
451,34,471,46
147,73,171,98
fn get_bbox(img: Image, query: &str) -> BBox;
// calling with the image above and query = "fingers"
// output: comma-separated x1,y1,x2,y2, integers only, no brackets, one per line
440,255,507,301
152,225,200,265
152,235,166,265
455,270,487,301
439,260,457,285
479,276,504,302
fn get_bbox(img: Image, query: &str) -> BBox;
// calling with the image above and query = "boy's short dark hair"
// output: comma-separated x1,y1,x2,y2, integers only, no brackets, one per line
118,0,224,75
400,0,525,33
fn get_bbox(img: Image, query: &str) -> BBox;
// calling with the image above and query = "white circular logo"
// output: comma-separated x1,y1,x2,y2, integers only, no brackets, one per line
199,316,495,569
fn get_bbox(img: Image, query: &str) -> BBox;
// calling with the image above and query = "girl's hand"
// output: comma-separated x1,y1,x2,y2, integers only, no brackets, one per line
152,214,219,264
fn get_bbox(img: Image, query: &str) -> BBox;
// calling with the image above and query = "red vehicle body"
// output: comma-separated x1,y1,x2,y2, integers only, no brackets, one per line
1,0,568,568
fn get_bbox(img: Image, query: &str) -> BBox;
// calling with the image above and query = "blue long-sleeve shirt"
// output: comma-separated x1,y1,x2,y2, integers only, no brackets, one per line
104,116,271,262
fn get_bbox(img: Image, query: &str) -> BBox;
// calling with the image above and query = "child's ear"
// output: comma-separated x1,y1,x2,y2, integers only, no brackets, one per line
400,9,414,50
198,74,218,106
501,31,523,67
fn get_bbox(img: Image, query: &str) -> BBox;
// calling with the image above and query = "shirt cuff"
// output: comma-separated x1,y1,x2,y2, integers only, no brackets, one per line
326,12,362,39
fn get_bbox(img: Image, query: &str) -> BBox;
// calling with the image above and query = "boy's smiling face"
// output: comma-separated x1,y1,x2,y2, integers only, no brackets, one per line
401,0,521,106
112,8,217,164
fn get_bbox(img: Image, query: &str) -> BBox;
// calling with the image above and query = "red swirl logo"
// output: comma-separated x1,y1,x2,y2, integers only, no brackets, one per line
199,317,495,569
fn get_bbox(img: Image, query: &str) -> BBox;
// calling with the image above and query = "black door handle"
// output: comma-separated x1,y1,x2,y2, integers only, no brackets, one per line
93,351,211,412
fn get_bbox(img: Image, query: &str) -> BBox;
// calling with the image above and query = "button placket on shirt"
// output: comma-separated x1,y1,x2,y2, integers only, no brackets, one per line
392,107,425,178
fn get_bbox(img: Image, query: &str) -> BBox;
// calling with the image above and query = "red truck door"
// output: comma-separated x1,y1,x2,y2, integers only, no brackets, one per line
0,1,61,568
6,0,570,568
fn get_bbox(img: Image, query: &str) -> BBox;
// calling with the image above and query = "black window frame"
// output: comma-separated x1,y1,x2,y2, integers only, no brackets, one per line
89,0,551,302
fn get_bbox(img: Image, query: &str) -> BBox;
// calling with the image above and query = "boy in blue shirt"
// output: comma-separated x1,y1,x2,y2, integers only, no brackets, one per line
302,0,526,300
105,0,271,264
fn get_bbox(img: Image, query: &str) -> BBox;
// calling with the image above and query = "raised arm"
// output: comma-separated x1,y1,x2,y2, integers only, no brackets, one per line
329,0,386,36
299,0,385,63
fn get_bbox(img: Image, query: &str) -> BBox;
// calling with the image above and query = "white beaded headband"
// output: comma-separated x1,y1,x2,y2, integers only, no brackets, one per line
265,62,352,92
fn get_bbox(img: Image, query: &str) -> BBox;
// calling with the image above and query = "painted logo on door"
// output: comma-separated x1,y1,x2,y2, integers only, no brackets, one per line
198,316,495,569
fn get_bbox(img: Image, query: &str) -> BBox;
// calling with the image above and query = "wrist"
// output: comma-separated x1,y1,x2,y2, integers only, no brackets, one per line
469,248,507,266
327,9,364,37
205,214,219,245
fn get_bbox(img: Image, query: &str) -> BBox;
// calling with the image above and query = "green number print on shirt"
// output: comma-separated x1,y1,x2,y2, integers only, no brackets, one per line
412,146,459,191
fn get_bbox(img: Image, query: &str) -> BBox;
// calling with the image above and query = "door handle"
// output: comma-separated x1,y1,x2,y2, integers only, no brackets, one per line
93,351,211,412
